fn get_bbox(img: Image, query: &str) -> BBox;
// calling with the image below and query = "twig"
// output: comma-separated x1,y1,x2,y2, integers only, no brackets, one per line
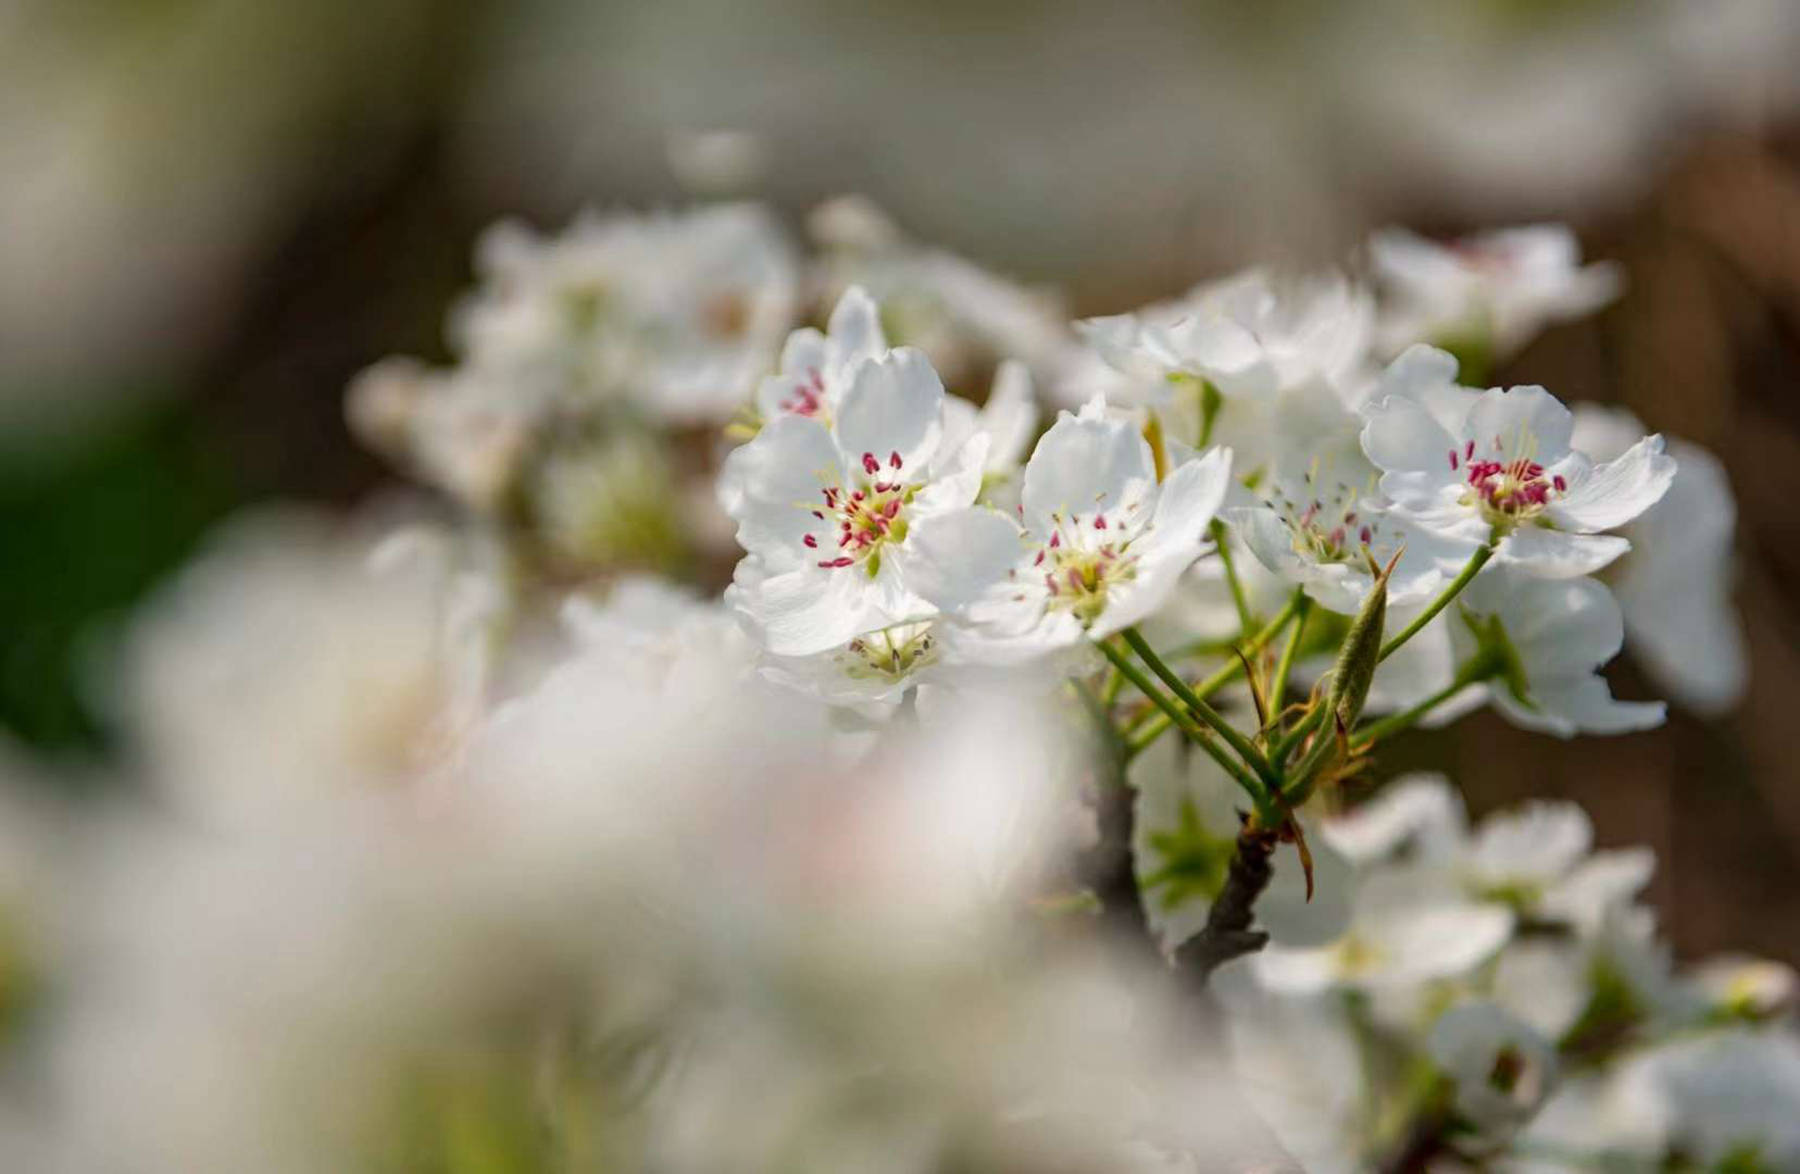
1174,824,1278,983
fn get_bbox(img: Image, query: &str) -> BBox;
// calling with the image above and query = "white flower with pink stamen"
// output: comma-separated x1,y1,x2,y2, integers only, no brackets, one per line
906,397,1232,660
1360,346,1675,579
750,284,886,426
720,346,987,657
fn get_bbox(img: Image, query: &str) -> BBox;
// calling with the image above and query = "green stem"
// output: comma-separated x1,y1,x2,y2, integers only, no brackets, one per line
1120,628,1279,790
1210,519,1256,633
1096,639,1267,805
1122,594,1306,757
1377,544,1493,664
1266,592,1311,716
1354,653,1496,745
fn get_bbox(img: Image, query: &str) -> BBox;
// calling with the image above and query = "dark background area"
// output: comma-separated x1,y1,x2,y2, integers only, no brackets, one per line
2,2,1797,961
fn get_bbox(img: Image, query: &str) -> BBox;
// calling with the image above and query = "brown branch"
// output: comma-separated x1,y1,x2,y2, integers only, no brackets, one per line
1174,824,1277,983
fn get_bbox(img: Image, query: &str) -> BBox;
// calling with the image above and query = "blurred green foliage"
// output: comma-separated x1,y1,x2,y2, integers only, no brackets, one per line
0,401,240,758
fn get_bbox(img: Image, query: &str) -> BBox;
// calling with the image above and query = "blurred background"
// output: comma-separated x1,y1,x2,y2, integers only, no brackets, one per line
2,0,1798,962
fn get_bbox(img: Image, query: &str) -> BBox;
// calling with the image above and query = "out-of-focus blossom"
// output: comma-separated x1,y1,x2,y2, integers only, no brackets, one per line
748,283,885,427
453,203,799,423
1427,1000,1559,1137
1452,569,1666,738
1571,404,1747,716
808,196,1074,394
111,509,508,826
1370,225,1621,365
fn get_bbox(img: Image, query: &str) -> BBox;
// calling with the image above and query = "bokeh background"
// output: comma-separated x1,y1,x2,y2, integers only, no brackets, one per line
3,0,1799,961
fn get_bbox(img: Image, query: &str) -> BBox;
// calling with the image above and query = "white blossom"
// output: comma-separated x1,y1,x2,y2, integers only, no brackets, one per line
1361,346,1676,579
1452,568,1667,737
1571,404,1747,716
720,346,986,656
1371,224,1622,362
907,398,1232,659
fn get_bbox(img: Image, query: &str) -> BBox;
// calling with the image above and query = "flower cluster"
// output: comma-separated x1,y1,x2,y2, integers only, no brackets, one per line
0,201,1774,1173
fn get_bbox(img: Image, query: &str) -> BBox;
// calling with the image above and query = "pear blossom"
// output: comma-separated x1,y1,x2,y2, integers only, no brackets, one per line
1452,569,1666,737
1361,346,1676,578
808,195,1074,390
1571,404,1746,715
1371,224,1622,363
906,398,1232,660
721,346,986,656
938,358,1040,508
1248,864,1513,996
1226,462,1459,614
1427,1001,1559,1136
1082,268,1372,402
749,283,885,426
452,203,799,421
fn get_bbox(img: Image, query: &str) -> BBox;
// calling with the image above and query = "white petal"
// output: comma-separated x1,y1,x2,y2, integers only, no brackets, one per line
1510,677,1666,738
1550,434,1676,532
825,284,887,367
1497,528,1629,579
905,507,1025,613
735,563,885,657
1020,403,1155,532
1150,445,1233,547
718,414,845,567
1361,393,1458,478
1464,385,1574,464
833,346,945,474
978,359,1039,471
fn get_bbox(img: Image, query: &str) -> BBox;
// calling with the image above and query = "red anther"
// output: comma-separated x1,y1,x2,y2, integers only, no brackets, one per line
889,451,902,469
1034,550,1045,566
1359,526,1373,545
819,556,855,568
851,490,865,502
1066,569,1083,590
1049,532,1061,549
882,499,901,519
1553,475,1567,492
1094,515,1107,530
1465,440,1475,461
803,535,818,548
1045,573,1059,595
811,510,824,520
862,452,880,475
1449,449,1459,471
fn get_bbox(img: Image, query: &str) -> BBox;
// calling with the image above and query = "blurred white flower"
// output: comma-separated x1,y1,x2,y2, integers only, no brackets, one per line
1571,404,1747,716
809,196,1074,393
748,283,886,427
1428,1000,1559,1137
453,203,799,422
1370,224,1621,363
939,358,1041,510
1452,569,1666,738
1249,864,1513,996
113,510,508,825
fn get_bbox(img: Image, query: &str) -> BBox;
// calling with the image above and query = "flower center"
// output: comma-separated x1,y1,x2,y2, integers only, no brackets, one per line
1265,468,1383,565
779,366,827,418
837,622,938,683
803,451,913,578
1450,437,1566,528
1032,511,1138,627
